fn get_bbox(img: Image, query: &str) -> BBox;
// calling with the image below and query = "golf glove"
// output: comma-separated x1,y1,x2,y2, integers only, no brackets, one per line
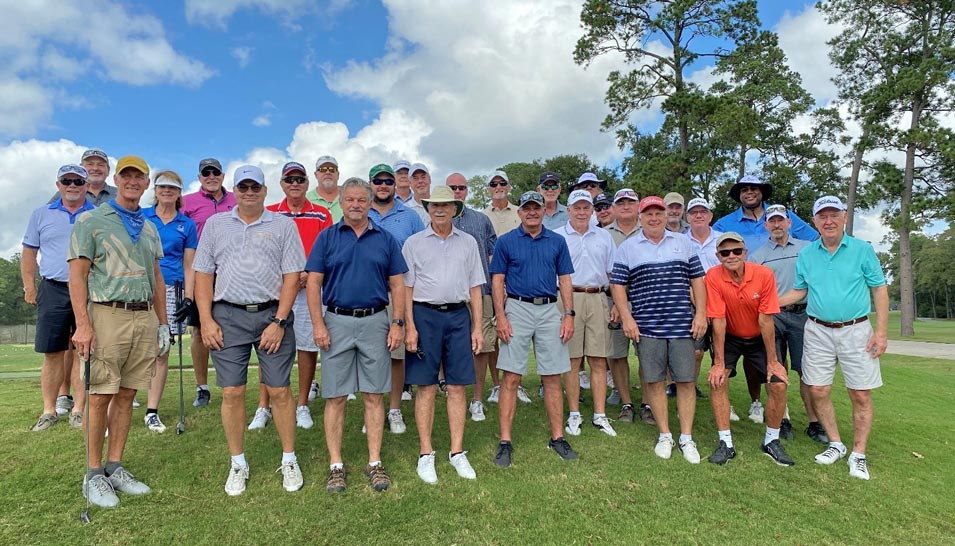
174,298,197,326
157,324,171,356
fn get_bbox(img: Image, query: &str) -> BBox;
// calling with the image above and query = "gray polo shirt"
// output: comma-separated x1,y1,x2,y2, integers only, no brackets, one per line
402,226,485,304
48,185,117,207
749,236,810,301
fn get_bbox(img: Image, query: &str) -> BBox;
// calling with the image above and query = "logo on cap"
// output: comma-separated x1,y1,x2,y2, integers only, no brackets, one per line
519,191,545,208
567,190,593,206
613,189,638,203
812,196,847,215
58,164,89,180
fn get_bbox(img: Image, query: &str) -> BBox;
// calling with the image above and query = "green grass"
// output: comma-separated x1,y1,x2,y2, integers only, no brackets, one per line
0,341,953,545
882,311,955,344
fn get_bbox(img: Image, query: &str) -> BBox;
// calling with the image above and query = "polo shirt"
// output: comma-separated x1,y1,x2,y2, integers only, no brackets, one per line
404,198,430,224
749,236,810,298
705,263,780,339
605,220,641,248
395,190,414,204
193,209,305,304
542,202,569,230
484,202,520,237
489,225,574,299
794,234,886,322
266,199,333,259
48,185,117,207
368,200,425,247
667,220,690,234
713,204,817,251
306,190,343,222
181,188,237,238
143,206,199,284
610,229,704,338
23,198,96,282
558,222,615,288
403,226,485,304
686,228,723,272
452,207,496,295
306,220,407,309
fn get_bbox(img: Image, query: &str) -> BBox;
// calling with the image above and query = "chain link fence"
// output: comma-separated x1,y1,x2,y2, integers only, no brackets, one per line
0,324,36,345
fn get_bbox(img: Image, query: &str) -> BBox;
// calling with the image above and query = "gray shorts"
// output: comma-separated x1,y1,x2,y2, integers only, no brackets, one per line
497,299,570,377
321,310,391,397
609,327,632,360
635,337,696,383
291,289,319,352
210,303,296,388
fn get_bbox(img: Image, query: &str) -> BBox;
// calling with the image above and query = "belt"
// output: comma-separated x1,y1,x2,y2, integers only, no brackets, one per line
572,287,606,294
327,305,386,318
809,315,868,328
780,303,807,313
220,300,278,313
43,277,68,286
507,294,557,305
414,301,467,312
95,300,153,312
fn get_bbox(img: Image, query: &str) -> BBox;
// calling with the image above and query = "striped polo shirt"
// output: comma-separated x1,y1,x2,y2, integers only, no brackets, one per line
267,199,332,259
610,230,705,338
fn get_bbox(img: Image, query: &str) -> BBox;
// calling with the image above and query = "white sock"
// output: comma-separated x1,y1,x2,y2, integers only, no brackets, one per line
679,434,692,445
388,409,400,416
784,405,790,419
718,430,733,448
330,462,343,471
282,451,296,465
830,441,847,454
849,450,865,460
764,427,780,445
368,460,381,468
659,432,672,442
198,385,209,392
569,411,581,418
231,453,248,469
593,413,605,420
296,405,307,411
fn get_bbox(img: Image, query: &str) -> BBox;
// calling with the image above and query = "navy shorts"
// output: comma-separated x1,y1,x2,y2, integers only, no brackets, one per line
405,304,475,386
35,279,75,353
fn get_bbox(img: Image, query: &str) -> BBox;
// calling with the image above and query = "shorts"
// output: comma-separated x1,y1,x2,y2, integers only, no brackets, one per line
567,292,611,359
34,279,75,353
291,289,319,352
387,297,405,360
320,310,391,397
693,324,712,352
802,318,883,390
163,284,185,336
718,333,784,383
209,303,296,388
635,337,696,383
479,294,496,354
497,299,570,377
609,326,632,360
88,303,159,395
405,304,476,386
774,310,807,375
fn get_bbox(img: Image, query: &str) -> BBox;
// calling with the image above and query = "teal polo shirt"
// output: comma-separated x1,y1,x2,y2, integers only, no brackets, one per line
794,234,886,322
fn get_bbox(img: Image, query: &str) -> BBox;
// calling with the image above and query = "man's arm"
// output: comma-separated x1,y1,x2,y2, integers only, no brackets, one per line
557,273,574,343
708,317,728,389
492,273,511,344
152,261,168,324
68,258,93,359
469,285,484,354
759,312,788,385
20,247,39,306
611,284,638,342
778,288,808,307
182,248,196,300
195,271,223,350
867,285,889,358
306,272,330,350
689,276,707,339
404,284,418,353
387,274,405,352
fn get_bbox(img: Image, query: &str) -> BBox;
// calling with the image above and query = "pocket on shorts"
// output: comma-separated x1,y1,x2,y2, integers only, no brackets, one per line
89,354,116,386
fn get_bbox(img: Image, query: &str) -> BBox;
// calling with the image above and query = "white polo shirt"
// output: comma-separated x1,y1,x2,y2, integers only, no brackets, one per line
558,221,615,288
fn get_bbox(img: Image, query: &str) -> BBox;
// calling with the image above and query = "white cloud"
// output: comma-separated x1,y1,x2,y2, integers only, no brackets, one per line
185,0,321,28
252,114,272,127
232,46,253,68
775,4,842,104
0,78,55,136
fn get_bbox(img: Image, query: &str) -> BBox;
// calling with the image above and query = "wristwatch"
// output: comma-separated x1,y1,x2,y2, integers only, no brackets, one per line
392,319,405,327
271,317,288,328
564,310,576,317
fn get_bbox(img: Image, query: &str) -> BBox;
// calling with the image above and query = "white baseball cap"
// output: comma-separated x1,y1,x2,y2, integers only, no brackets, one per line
812,196,847,215
567,189,593,206
234,165,265,186
686,197,712,212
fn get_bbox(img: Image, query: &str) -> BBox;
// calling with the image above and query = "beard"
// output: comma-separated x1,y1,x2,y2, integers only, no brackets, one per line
374,193,395,206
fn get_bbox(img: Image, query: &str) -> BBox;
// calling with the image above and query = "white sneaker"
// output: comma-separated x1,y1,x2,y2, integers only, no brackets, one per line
679,440,701,464
107,466,152,495
248,407,271,430
295,406,313,429
55,395,74,416
748,401,764,423
224,464,249,496
848,454,870,480
388,410,406,434
469,400,486,422
815,444,846,465
401,386,413,401
277,460,304,491
729,406,741,422
144,413,166,433
417,452,438,484
579,371,591,390
308,381,320,401
517,385,532,404
131,398,141,409
449,451,477,480
347,393,357,401
592,415,617,437
565,414,583,436
83,474,119,508
654,437,675,459
607,373,615,389
487,385,500,403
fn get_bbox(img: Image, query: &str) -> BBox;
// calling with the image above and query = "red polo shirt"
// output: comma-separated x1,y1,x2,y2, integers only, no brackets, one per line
267,199,332,259
705,263,780,338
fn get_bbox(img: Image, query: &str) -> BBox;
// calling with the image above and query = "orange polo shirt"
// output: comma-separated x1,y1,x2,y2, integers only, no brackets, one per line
705,263,780,338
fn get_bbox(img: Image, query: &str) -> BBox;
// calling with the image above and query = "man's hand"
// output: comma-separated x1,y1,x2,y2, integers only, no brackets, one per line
259,323,285,354
72,323,95,360
24,286,37,306
622,316,640,342
609,305,619,323
387,323,403,352
405,327,419,354
298,271,308,290
559,314,574,343
201,320,224,351
312,323,330,351
708,362,729,389
496,315,513,345
691,314,707,340
471,327,483,355
157,324,171,356
767,358,790,385
866,330,887,359
173,298,196,325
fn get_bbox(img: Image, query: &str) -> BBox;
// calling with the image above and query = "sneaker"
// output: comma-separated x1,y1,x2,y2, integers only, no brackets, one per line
401,385,413,401
579,371,591,390
748,401,764,423
417,452,438,484
277,460,304,492
469,400,486,422
438,379,448,396
55,395,74,416
487,385,501,403
695,386,707,399
224,464,249,496
564,414,583,436
538,383,544,399
606,373,615,389
388,410,406,434
592,416,617,437
296,406,314,429
848,454,870,480
326,467,346,492
493,442,513,467
548,437,579,461
806,422,829,444
729,406,740,422
69,412,83,428
194,388,211,407
365,463,391,491
248,407,272,430
618,404,635,423
814,444,846,465
654,437,675,459
308,381,320,402
449,452,476,479
517,385,533,404
762,439,795,467
83,474,119,508
606,389,621,405
679,440,701,464
131,398,141,409
780,418,794,440
347,393,357,401
107,466,151,495
665,383,676,398
32,412,59,432
639,404,656,425
707,440,737,465
144,413,166,433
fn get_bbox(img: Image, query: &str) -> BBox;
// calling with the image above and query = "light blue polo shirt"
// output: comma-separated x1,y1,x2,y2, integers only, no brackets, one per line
794,234,886,322
22,198,95,281
368,200,425,247
144,206,199,284
542,203,569,230
713,204,818,251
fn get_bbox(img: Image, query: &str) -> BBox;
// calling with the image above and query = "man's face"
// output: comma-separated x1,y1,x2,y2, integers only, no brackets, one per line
765,215,791,240
428,202,456,229
717,241,747,273
114,168,150,202
538,181,561,204
488,176,509,201
517,202,543,229
639,207,666,237
666,203,684,225
372,174,396,204
612,199,638,223
342,186,371,222
577,182,601,198
411,170,431,197
739,185,763,208
395,169,411,192
447,175,469,202
280,170,309,200
315,162,340,191
199,165,224,194
234,179,266,209
57,176,88,204
812,208,847,239
687,206,712,229
569,201,593,223
595,202,614,225
81,157,109,185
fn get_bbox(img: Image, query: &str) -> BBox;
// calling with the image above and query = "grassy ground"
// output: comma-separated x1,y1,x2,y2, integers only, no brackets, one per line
0,341,952,545
882,311,955,344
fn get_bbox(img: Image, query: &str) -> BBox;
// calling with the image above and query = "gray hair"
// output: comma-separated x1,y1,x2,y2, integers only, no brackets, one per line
341,177,372,199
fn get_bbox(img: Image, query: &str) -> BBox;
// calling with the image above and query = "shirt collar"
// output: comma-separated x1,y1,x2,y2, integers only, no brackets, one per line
336,218,379,232
425,225,459,238
562,221,597,236
48,197,95,213
201,187,229,202
275,198,319,213
718,262,754,285
229,207,274,224
635,229,674,244
517,224,550,239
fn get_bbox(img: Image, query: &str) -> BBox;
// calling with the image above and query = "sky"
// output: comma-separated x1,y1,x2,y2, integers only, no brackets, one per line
0,0,915,256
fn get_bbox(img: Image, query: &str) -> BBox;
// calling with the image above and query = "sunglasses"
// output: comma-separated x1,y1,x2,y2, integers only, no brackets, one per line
579,182,599,190
540,183,560,191
283,176,308,185
317,166,338,173
718,248,745,257
449,185,468,192
488,181,508,188
595,204,611,212
372,178,396,186
59,178,88,186
201,168,222,177
235,183,264,193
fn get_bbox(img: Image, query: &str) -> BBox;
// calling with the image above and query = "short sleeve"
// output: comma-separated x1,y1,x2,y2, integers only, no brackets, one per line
555,238,574,276
793,250,808,290
489,236,509,275
280,219,306,274
68,213,95,261
861,244,887,287
22,209,41,248
705,270,726,319
758,269,780,314
610,244,631,286
192,218,217,274
305,229,329,274
401,238,417,287
465,236,485,289
184,219,199,250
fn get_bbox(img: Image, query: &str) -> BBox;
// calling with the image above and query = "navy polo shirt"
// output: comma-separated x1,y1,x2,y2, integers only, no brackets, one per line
489,225,574,298
144,206,199,284
306,219,408,309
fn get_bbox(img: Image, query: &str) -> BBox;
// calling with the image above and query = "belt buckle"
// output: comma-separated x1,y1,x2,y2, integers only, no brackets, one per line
245,304,260,313
355,308,369,318
532,297,545,305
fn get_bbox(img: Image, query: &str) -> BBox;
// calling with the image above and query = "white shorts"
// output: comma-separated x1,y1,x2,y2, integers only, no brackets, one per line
802,318,883,390
292,289,319,353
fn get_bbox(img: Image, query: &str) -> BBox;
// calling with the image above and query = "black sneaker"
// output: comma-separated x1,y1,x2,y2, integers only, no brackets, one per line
438,379,447,396
762,439,795,466
695,386,707,400
707,440,736,465
493,442,513,468
665,383,676,398
548,437,579,461
806,422,829,444
780,418,794,440
193,388,211,407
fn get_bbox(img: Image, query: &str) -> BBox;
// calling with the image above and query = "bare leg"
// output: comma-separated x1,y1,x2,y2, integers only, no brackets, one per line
609,357,632,405
489,344,501,387
389,359,404,411
446,385,467,453
146,354,169,410
58,349,73,397
472,353,489,402
498,371,521,442
709,379,731,431
564,357,582,413
800,380,818,421
221,385,247,456
40,351,66,414
70,351,85,416
589,357,608,415
645,381,668,434
324,396,346,465
296,351,318,407
192,329,210,387
744,357,762,403
765,381,787,429
362,392,385,462
86,393,112,467
106,387,136,462
267,385,296,453
675,381,696,436
809,385,841,443
847,388,874,454
541,374,565,440
415,385,438,454
256,383,270,409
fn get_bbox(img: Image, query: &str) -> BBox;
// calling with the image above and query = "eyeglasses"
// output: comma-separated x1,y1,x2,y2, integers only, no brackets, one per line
540,183,560,191
59,178,88,186
595,204,611,212
235,183,264,193
372,178,396,186
718,248,745,257
488,181,508,188
283,176,308,185
688,209,711,216
201,168,222,177
579,182,599,190
317,166,338,173
449,185,468,192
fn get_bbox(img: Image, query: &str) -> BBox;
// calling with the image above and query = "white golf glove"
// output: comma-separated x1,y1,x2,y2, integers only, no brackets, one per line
157,324,171,356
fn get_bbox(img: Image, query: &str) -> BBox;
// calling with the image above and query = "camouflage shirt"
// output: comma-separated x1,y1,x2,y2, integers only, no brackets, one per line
68,205,163,303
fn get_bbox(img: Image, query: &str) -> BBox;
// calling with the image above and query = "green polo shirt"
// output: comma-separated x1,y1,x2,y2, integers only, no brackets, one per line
305,189,343,221
794,234,885,322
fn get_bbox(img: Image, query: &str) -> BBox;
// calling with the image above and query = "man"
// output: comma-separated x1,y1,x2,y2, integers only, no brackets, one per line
24,164,96,431
47,148,117,206
539,172,568,230
610,196,707,464
306,155,343,221
483,170,520,238
558,190,617,438
749,205,826,443
393,160,413,204
180,158,237,408
489,191,578,467
779,196,888,480
705,232,794,466
69,155,171,508
448,174,499,421
405,163,432,223
193,165,306,496
664,192,690,233
402,185,485,483
712,174,817,251
593,193,614,228
570,172,608,197
306,177,407,493
368,164,425,433
249,162,333,431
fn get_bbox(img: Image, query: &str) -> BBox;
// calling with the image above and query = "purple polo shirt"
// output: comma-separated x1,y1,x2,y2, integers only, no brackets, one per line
181,188,237,238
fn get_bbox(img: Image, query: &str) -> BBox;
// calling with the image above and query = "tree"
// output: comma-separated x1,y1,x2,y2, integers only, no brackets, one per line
465,175,490,209
0,254,37,325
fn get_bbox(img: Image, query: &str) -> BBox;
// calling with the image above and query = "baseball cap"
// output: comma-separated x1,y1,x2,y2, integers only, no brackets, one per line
369,163,396,180
115,156,149,176
81,148,108,162
567,190,593,206
716,232,746,247
664,192,685,207
393,159,411,172
315,156,338,169
410,162,430,176
813,196,847,215
489,170,509,183
638,196,666,212
518,191,545,208
282,161,307,177
57,164,88,180
234,165,265,186
593,192,612,207
539,171,559,185
686,197,712,212
198,158,222,172
154,174,183,189
613,188,639,203
765,204,789,220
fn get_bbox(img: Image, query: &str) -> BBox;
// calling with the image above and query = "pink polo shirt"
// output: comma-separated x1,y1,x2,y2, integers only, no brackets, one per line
181,189,237,238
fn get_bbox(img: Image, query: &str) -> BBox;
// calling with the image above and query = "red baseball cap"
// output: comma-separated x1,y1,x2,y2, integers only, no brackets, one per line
639,196,666,212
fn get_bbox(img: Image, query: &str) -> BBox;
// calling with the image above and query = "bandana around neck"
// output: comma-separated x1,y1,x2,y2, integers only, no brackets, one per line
108,199,146,244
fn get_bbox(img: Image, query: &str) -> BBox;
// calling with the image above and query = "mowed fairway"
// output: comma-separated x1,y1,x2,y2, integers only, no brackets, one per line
0,341,952,545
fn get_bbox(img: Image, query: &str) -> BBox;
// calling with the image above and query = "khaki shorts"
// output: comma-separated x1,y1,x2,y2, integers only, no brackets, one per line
89,303,159,394
479,294,496,354
567,292,611,359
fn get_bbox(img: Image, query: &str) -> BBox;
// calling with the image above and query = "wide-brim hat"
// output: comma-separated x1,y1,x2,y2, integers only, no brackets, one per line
422,185,464,218
571,172,607,191
729,174,772,202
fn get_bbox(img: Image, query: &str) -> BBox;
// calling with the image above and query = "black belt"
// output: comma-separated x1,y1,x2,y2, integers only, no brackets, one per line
507,294,557,305
95,300,153,312
809,315,868,329
43,277,68,286
220,300,278,313
414,301,467,312
572,287,606,294
780,304,807,313
327,305,386,318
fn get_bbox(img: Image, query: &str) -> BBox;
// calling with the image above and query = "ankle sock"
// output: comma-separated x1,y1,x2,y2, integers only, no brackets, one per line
450,451,463,458
231,453,248,469
146,408,158,415
679,434,692,445
198,385,209,392
764,427,780,445
718,430,733,448
330,462,343,471
282,452,296,465
87,466,105,479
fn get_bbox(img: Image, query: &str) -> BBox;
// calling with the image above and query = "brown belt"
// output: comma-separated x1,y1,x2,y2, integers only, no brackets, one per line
809,315,868,329
95,300,153,312
572,287,605,294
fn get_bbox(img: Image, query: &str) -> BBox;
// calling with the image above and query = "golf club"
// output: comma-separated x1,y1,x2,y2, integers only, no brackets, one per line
79,354,91,524
175,280,185,435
